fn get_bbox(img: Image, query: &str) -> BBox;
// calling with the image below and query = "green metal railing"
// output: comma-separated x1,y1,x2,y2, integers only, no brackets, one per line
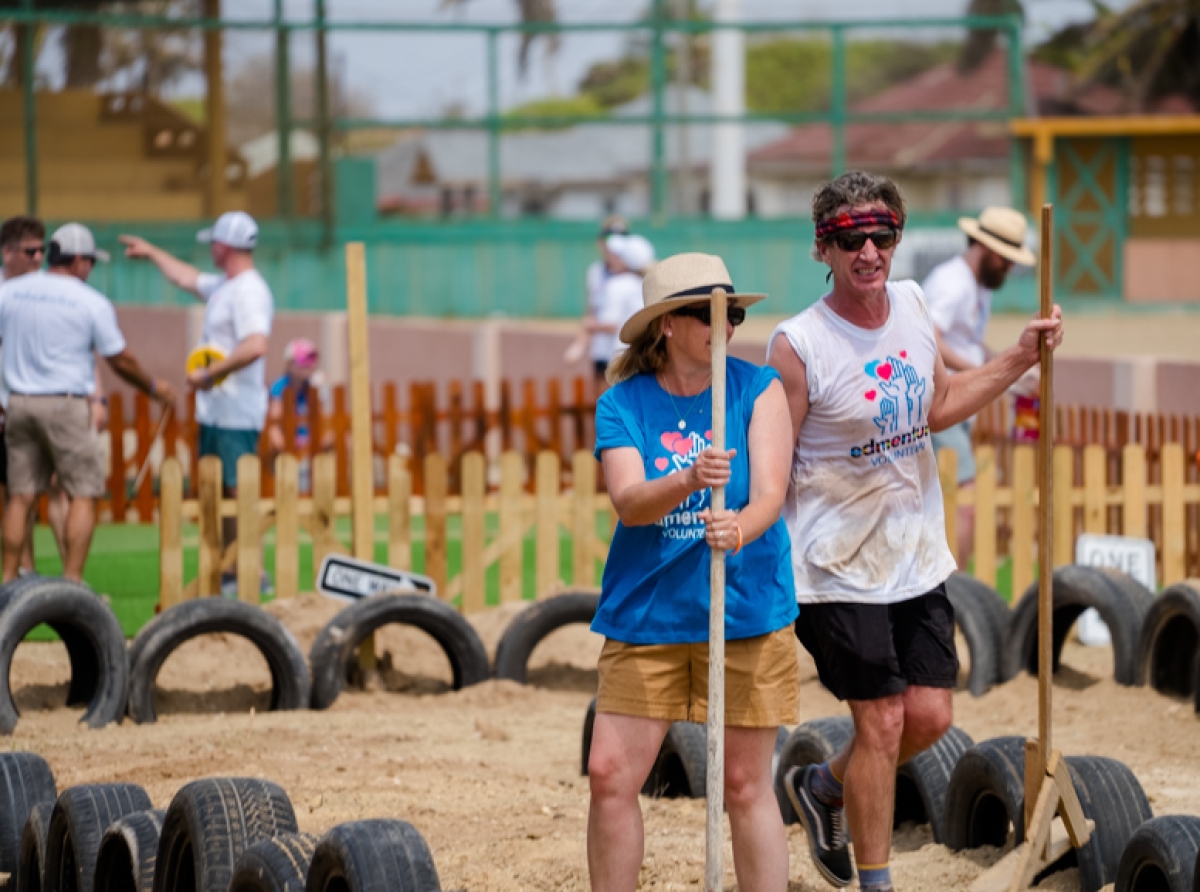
1,4,1026,227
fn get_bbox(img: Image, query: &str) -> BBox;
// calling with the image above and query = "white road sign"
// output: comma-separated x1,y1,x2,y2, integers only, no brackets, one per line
316,554,436,602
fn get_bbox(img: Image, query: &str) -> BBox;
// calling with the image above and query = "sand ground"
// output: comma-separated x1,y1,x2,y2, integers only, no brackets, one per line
7,593,1198,891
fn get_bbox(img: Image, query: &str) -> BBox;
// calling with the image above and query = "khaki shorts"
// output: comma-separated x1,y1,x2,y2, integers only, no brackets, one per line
5,394,104,498
596,626,800,727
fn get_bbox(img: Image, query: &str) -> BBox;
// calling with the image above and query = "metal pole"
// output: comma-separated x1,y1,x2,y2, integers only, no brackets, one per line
203,0,227,217
710,0,745,219
650,0,668,219
1036,204,1055,778
487,29,501,219
831,25,846,178
705,287,728,892
19,0,36,217
274,0,293,219
315,0,334,244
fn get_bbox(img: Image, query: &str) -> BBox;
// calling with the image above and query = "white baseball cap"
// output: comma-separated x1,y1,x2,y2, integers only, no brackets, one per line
606,233,655,273
196,211,258,250
49,223,110,262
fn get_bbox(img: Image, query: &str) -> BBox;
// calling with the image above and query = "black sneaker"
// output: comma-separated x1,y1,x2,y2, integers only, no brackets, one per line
785,765,853,888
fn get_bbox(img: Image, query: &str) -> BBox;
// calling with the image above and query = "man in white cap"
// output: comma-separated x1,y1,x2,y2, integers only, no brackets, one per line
0,223,175,583
120,212,274,590
922,206,1036,565
582,232,655,391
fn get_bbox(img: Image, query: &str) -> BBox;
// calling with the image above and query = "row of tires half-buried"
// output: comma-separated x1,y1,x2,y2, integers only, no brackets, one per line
0,752,445,892
581,705,1200,892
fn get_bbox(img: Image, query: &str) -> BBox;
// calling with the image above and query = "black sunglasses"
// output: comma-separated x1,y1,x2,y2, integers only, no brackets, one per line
20,245,45,258
828,228,899,253
672,303,747,327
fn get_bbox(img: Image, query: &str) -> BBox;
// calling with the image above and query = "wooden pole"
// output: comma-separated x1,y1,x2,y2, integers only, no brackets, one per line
1034,204,1055,800
203,0,226,217
346,242,376,668
706,287,728,892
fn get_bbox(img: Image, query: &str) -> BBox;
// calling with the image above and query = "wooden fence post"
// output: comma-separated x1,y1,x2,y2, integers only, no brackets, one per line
425,452,449,596
236,455,261,603
312,453,338,580
973,445,996,587
938,449,959,566
1162,442,1186,586
499,451,524,603
387,454,411,571
159,457,183,610
110,392,127,521
1011,445,1035,600
461,451,486,614
275,454,299,599
1053,445,1075,568
134,393,154,521
197,455,222,598
536,451,560,598
573,450,596,588
1122,444,1147,539
1082,445,1106,536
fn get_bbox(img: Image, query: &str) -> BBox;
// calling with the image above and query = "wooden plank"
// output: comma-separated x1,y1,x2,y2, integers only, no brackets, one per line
1011,776,1059,892
425,452,449,597
312,453,338,580
110,392,127,521
1083,444,1107,535
939,448,960,567
236,455,261,603
1053,445,1074,569
134,393,154,521
197,456,223,598
1037,206,1057,782
461,452,486,614
1118,444,1147,537
1024,738,1041,843
1162,442,1186,586
1048,750,1091,848
574,450,596,588
974,445,996,586
158,457,184,610
1012,445,1035,600
274,454,299,599
387,454,411,571
499,451,524,603
536,451,560,598
346,242,376,563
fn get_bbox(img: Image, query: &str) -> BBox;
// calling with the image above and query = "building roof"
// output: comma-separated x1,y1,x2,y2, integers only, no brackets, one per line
375,85,790,202
749,50,1197,176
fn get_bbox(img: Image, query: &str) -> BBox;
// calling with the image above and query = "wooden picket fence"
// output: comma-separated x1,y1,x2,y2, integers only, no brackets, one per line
157,441,1200,613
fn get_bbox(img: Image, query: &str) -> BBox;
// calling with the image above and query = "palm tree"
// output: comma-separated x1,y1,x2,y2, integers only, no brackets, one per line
441,0,560,77
958,0,1024,73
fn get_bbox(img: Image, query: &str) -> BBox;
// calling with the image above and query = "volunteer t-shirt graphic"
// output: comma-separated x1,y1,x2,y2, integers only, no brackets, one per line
853,352,931,463
655,429,711,540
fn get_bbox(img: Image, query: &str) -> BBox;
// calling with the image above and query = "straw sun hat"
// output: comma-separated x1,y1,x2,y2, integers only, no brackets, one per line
619,252,766,344
957,207,1037,266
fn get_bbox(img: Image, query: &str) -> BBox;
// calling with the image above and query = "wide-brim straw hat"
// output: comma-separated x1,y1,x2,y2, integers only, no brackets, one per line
619,252,767,344
958,206,1036,266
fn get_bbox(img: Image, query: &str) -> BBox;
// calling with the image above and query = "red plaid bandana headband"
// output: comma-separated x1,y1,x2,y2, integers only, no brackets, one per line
815,209,902,240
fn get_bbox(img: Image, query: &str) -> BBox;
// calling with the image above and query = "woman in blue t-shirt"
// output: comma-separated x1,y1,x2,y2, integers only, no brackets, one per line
588,253,798,892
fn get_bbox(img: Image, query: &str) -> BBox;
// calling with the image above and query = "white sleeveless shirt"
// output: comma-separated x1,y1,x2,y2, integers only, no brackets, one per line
770,280,957,605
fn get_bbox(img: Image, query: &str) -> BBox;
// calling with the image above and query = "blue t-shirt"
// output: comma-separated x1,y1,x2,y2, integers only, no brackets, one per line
592,356,797,645
269,374,311,448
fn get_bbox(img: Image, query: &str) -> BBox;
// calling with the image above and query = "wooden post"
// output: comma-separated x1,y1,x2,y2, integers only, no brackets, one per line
1011,445,1035,600
159,457,184,610
1122,444,1147,538
536,451,560,597
203,0,227,217
573,450,596,587
424,452,449,596
346,243,374,562
1032,204,1055,820
312,453,337,579
461,451,486,614
387,454,412,571
236,455,261,603
1082,445,1106,535
1162,442,1186,586
110,392,127,522
134,393,154,521
499,451,524,603
1053,445,1074,569
706,286,727,892
197,456,223,598
275,454,299,598
973,445,996,586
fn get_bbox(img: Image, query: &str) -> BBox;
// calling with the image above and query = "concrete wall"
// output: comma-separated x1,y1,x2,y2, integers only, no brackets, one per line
1125,239,1200,303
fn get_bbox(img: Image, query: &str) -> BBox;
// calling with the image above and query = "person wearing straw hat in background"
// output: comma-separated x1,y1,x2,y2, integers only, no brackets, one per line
922,206,1037,566
587,253,798,892
0,223,175,584
120,211,274,594
768,172,1062,892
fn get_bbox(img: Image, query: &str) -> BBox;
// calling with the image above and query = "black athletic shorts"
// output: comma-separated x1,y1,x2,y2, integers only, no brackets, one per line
794,584,959,702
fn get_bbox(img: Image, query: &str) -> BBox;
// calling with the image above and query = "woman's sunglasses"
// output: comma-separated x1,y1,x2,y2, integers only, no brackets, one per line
671,303,747,327
827,228,899,253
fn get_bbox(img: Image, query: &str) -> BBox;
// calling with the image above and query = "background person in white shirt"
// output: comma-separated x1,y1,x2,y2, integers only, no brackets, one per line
922,207,1036,565
565,215,628,391
120,212,274,584
587,233,655,391
0,223,174,583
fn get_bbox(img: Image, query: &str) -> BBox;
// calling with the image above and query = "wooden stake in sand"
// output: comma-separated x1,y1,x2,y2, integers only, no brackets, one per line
706,287,728,892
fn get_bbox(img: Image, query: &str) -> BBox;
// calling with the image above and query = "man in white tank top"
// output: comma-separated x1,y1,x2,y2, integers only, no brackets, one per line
767,172,1064,892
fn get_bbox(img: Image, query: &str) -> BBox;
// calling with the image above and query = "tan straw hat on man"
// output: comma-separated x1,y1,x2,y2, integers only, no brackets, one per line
620,253,767,344
958,207,1037,266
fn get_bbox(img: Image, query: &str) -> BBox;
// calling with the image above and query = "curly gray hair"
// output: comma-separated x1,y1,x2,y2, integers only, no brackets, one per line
810,171,907,260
